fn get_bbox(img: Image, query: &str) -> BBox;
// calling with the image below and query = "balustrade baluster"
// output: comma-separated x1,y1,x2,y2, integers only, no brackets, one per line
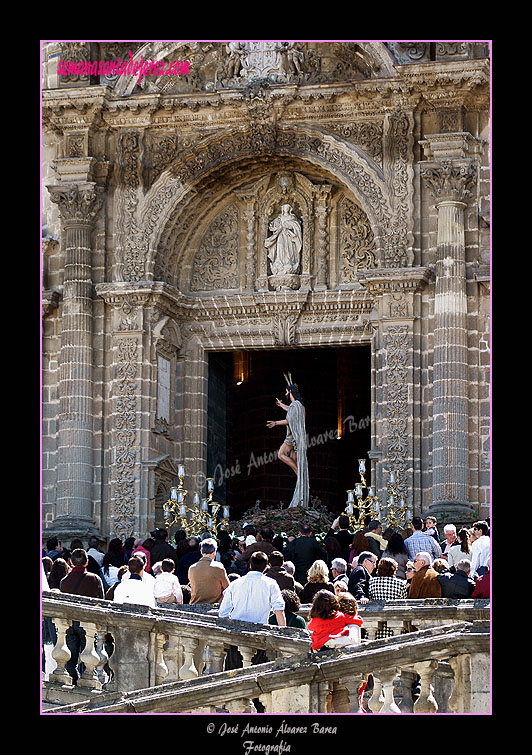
94,627,110,685
341,675,368,714
77,622,102,691
375,668,401,713
49,617,72,684
163,633,181,682
448,654,471,713
179,637,199,679
413,659,439,713
239,646,256,667
397,668,416,712
155,633,169,685
203,642,226,675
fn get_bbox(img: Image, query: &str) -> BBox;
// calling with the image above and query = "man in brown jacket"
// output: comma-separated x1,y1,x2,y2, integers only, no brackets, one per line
240,526,277,565
265,551,295,592
188,538,230,604
60,548,105,684
409,551,442,598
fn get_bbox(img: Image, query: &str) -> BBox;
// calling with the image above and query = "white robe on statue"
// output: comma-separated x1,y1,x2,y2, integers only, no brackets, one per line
286,399,309,508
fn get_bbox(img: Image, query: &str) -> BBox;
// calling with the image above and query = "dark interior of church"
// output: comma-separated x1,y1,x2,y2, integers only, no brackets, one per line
207,346,371,520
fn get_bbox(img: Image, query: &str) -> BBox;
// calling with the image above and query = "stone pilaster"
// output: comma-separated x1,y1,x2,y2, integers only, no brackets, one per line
358,267,433,516
313,185,332,289
420,147,477,520
46,183,104,539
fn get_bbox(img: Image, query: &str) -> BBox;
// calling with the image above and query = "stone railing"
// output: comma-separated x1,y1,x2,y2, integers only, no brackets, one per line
42,593,489,714
41,591,310,707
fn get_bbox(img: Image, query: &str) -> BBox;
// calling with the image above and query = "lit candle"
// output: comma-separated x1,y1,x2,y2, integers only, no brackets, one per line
389,472,396,485
201,499,209,512
400,498,405,507
177,490,184,504
355,483,363,498
178,464,185,479
207,517,213,529
193,492,200,506
207,478,214,492
223,507,230,519
388,495,395,507
346,502,354,515
170,487,178,501
347,490,354,502
358,459,366,474
368,486,375,498
179,504,186,517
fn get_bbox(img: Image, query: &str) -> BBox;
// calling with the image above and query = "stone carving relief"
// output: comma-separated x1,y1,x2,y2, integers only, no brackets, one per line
147,132,179,185
384,325,410,501
190,204,240,291
115,114,415,286
339,197,377,282
273,314,299,347
326,121,384,167
112,337,139,540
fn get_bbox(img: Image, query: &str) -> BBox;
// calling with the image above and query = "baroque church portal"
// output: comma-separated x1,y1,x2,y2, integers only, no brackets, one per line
41,41,491,545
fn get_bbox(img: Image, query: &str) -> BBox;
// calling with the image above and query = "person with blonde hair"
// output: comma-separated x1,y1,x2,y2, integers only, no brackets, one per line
301,559,335,603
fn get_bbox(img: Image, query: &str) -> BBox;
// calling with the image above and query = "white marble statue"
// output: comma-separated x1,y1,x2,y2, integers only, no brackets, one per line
264,204,302,276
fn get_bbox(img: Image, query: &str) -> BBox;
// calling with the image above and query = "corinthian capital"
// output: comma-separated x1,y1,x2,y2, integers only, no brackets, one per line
420,160,477,204
47,183,104,226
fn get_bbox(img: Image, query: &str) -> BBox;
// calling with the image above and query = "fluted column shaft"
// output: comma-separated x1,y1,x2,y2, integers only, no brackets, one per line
420,159,477,517
432,199,469,506
47,184,104,535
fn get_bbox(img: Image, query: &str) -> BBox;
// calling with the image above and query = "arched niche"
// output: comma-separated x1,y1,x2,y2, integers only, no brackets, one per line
127,125,395,287
163,166,378,294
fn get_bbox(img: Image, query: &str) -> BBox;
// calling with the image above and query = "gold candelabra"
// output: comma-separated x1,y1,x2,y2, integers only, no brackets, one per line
383,470,410,531
163,465,230,538
344,458,381,531
344,461,411,532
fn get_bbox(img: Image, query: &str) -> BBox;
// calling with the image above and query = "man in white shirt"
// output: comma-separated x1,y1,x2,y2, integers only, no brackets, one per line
113,556,156,608
153,558,183,604
219,551,286,625
87,536,105,567
219,551,286,677
470,520,490,578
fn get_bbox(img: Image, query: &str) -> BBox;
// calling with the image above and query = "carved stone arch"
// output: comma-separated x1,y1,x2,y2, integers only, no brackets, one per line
111,41,397,97
131,124,395,285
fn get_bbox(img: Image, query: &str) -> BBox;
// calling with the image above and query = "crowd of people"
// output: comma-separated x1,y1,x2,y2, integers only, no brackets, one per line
42,514,490,684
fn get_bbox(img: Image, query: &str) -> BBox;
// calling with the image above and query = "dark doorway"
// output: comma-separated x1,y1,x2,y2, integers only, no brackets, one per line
207,346,371,520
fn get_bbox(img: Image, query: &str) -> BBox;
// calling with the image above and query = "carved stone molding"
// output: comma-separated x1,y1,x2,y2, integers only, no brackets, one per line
111,337,139,541
47,183,104,226
383,325,411,501
420,160,477,205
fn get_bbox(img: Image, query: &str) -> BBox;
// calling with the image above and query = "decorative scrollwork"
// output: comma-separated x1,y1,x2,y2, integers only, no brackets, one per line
191,205,240,291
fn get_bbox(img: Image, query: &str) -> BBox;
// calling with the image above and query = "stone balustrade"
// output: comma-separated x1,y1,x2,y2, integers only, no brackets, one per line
42,592,489,714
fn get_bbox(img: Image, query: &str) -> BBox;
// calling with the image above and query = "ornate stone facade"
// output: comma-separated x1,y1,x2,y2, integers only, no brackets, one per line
41,41,490,541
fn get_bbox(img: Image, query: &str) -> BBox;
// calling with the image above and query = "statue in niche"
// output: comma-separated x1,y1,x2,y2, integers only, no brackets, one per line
264,204,302,276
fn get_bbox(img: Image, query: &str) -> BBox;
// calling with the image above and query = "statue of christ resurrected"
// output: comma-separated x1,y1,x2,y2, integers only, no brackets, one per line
266,377,309,508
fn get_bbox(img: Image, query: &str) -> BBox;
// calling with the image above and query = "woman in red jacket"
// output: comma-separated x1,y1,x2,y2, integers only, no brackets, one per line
308,590,363,652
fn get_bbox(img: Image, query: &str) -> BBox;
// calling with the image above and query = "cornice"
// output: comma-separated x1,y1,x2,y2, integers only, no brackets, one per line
356,266,435,295
42,58,489,134
95,281,376,320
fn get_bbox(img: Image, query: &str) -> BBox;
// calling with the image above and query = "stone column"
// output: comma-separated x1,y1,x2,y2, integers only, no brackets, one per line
47,183,104,539
420,154,477,519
